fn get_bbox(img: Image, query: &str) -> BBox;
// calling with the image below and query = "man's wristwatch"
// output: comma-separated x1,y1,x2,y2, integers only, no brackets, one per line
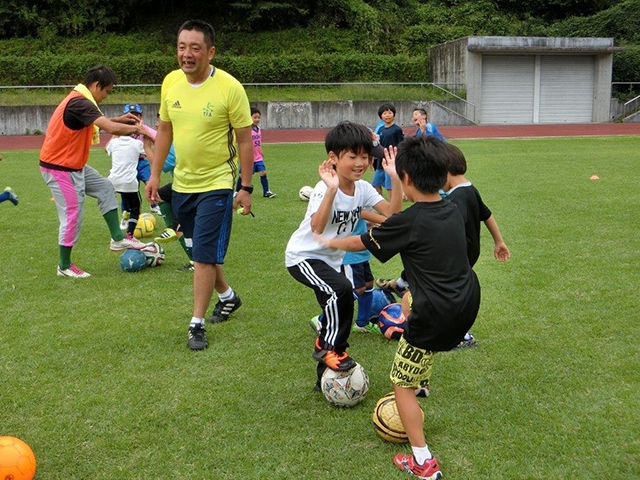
239,185,254,194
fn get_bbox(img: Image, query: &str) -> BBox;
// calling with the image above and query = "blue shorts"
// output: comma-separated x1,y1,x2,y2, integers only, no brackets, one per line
252,160,267,173
171,189,234,264
343,260,373,289
371,168,391,190
137,158,151,183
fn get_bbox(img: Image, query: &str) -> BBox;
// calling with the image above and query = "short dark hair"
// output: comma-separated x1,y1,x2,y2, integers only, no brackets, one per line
250,107,261,116
413,107,428,119
83,65,117,89
395,136,449,193
378,103,396,118
444,143,467,175
178,19,216,48
325,121,373,157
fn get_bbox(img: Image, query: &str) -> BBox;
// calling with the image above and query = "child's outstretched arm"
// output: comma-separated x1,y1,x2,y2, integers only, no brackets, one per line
484,215,510,262
310,159,339,234
314,233,366,252
374,146,403,217
143,136,154,164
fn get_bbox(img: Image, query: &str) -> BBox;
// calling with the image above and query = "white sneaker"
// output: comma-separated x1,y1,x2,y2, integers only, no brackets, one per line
57,264,91,278
150,205,162,215
110,235,146,251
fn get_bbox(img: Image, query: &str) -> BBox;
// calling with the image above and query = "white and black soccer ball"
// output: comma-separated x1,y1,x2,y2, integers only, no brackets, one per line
299,185,313,201
321,362,369,407
141,242,165,267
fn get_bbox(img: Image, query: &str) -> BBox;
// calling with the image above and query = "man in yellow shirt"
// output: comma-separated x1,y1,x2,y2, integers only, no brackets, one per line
146,19,253,350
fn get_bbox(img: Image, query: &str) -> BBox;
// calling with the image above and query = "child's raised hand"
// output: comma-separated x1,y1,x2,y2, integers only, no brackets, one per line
318,159,339,189
382,146,397,175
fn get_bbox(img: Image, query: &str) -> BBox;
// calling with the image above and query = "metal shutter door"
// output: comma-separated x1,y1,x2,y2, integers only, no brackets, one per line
481,55,535,124
539,56,594,123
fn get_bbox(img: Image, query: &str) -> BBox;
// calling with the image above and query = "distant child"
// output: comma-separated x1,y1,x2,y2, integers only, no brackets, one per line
0,153,18,206
285,121,402,389
106,133,153,240
236,107,276,198
316,136,481,480
412,107,446,142
372,103,404,197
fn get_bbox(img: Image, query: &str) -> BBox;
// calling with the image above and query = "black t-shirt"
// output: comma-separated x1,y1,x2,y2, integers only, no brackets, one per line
374,124,404,170
361,199,480,350
64,96,102,130
447,184,492,267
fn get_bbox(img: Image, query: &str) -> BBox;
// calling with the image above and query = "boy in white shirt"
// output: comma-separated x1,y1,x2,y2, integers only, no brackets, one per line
285,121,402,388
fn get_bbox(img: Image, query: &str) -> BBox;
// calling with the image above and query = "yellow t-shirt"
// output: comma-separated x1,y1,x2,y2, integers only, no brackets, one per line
159,67,252,193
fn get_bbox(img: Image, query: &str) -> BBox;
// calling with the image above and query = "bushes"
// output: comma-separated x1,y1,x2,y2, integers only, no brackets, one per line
0,53,428,85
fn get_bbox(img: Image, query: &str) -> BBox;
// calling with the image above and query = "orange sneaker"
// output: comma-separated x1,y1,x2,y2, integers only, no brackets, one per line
312,338,357,371
393,454,442,480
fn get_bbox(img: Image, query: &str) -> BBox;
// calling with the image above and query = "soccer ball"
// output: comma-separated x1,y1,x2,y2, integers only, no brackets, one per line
372,393,424,444
378,303,407,340
134,214,156,238
299,185,313,201
141,242,165,267
369,288,394,324
321,362,369,407
0,436,36,480
120,248,148,272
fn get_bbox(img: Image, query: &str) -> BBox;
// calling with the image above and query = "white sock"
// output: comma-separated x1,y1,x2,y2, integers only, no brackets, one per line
190,317,204,327
412,445,433,465
218,287,234,302
397,278,409,289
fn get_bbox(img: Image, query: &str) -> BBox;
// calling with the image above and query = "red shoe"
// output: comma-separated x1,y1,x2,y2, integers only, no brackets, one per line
312,338,357,371
393,454,442,480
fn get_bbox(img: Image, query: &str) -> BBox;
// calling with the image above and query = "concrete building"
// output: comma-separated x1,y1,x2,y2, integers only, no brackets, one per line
429,36,624,124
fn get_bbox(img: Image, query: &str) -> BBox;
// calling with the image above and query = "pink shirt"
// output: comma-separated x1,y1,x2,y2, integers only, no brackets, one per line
252,125,263,162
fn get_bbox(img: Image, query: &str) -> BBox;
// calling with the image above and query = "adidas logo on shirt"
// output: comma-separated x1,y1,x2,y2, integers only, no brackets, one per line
172,100,181,109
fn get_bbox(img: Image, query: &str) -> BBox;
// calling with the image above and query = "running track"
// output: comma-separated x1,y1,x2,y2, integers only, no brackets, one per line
1,123,639,150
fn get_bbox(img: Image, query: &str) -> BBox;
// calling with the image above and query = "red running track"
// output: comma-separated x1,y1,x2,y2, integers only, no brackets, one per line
1,123,638,150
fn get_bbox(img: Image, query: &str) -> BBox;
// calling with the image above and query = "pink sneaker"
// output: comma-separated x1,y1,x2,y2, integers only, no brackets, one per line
110,235,146,251
57,264,91,278
393,454,442,480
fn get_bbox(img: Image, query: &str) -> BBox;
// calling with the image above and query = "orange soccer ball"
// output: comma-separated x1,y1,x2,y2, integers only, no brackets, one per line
0,436,36,480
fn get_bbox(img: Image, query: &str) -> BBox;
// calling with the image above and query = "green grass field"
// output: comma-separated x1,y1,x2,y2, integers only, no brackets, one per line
1,137,639,479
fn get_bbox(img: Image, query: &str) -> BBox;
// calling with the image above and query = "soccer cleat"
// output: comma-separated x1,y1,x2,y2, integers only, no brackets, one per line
309,315,321,335
187,323,209,350
177,261,195,272
120,211,130,230
393,454,442,480
453,332,478,350
149,204,162,215
4,187,18,206
57,263,91,278
206,293,242,323
352,322,382,334
155,228,177,243
376,278,408,298
263,190,276,198
110,235,147,251
312,338,357,371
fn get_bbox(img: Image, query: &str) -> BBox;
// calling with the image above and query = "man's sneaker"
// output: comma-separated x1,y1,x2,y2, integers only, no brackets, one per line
415,385,430,398
155,228,177,243
309,315,321,335
57,264,91,278
206,293,242,323
312,338,357,371
4,187,18,206
150,204,162,215
376,278,408,298
263,190,276,198
393,454,442,480
453,332,478,350
187,323,208,350
352,322,382,334
177,261,195,272
110,235,146,251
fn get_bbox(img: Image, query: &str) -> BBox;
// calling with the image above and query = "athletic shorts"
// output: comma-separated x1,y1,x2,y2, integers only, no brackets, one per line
343,260,373,290
389,336,435,390
371,168,391,190
252,160,267,173
172,189,233,264
136,158,151,183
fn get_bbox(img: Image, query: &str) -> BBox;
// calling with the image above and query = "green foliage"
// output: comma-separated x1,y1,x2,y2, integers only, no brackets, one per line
494,0,621,20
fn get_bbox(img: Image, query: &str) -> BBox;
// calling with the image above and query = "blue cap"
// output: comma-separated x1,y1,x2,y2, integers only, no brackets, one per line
123,103,143,115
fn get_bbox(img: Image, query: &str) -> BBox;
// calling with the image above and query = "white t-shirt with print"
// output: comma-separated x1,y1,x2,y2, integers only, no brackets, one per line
285,180,384,271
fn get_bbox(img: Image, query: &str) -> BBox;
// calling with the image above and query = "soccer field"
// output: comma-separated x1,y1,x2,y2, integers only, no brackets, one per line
1,137,638,479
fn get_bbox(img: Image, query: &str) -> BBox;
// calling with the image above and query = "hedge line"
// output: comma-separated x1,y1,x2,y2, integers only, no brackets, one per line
0,53,428,86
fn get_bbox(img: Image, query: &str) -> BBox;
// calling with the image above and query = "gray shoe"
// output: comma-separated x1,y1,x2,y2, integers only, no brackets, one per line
187,323,208,350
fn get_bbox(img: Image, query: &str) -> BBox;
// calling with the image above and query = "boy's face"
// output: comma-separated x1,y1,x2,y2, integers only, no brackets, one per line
381,109,395,124
412,110,426,125
251,112,261,127
329,148,369,182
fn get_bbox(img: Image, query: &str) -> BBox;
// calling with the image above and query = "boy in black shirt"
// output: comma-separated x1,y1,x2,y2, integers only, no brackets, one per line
316,136,480,480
